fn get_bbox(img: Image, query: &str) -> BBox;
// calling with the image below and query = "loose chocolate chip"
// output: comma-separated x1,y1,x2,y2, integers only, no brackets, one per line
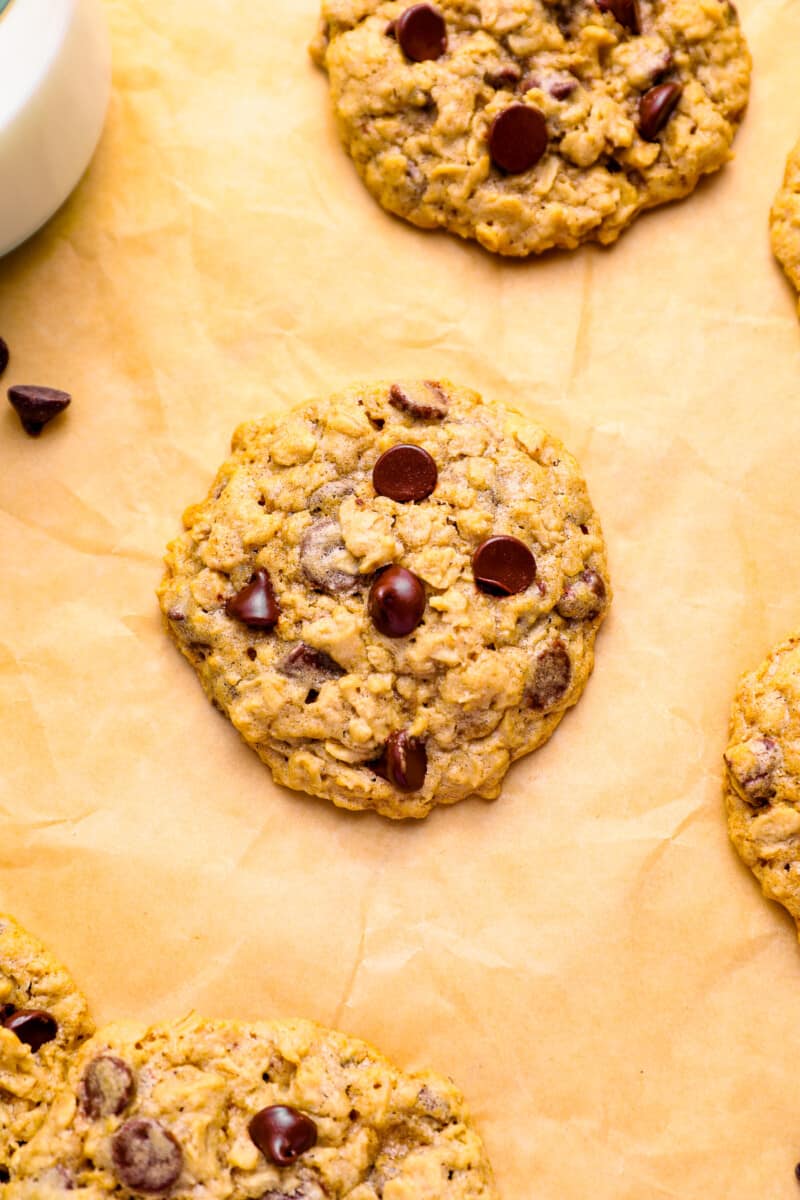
396,3,447,62
111,1118,183,1194
249,1105,318,1167
373,444,438,503
226,569,280,629
488,104,548,174
473,536,536,596
3,1009,58,1051
389,381,449,421
369,566,426,638
528,641,572,710
638,82,682,141
375,731,428,792
277,643,346,685
80,1055,136,1119
795,1162,800,1182
0,338,8,379
8,385,71,437
485,64,522,89
556,569,607,620
596,0,641,32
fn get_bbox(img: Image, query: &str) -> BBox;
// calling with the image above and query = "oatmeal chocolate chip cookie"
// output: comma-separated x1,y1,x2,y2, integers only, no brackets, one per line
6,1013,498,1199
724,633,800,933
158,381,610,819
310,0,750,256
771,138,800,315
0,915,94,1167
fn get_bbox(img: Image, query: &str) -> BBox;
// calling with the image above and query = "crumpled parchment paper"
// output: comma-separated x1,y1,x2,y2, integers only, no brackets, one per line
2,0,800,1195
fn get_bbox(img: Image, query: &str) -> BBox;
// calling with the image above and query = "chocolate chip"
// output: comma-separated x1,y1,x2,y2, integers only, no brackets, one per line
638,82,682,140
249,1105,318,1167
373,444,438,503
0,338,8,379
485,64,522,89
473,536,536,596
795,1162,800,1182
3,1009,58,1051
301,518,361,595
277,643,345,685
396,4,447,62
528,641,572,710
725,736,782,804
596,0,641,32
488,104,548,173
549,75,577,99
111,1118,183,1193
80,1055,136,1119
8,385,71,437
0,1168,9,1183
226,569,280,629
374,731,428,792
556,569,607,620
369,566,426,638
389,381,449,421
308,478,355,513
385,19,397,36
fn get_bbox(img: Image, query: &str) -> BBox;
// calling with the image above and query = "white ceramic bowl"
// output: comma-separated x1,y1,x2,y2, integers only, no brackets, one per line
0,0,111,257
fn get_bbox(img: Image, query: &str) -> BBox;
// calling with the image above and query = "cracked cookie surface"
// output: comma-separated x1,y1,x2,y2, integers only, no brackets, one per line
771,138,800,315
158,381,610,819
311,0,750,255
4,1013,498,1199
0,915,94,1169
724,633,800,933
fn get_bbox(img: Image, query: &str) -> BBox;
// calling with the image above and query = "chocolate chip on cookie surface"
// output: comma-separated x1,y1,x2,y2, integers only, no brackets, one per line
725,633,800,934
158,381,610,819
7,1014,498,1198
311,0,750,255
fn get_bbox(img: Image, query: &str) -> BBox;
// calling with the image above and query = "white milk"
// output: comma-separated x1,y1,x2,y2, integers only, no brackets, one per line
0,0,111,257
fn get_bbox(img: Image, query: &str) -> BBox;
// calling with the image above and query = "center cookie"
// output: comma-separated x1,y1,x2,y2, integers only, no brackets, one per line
159,381,610,819
6,1014,498,1198
311,0,751,256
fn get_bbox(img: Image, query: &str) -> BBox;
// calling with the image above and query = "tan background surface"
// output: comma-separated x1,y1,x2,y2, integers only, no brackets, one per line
1,0,799,1194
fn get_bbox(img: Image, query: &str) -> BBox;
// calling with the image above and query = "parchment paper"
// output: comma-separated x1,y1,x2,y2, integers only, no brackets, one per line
2,0,800,1194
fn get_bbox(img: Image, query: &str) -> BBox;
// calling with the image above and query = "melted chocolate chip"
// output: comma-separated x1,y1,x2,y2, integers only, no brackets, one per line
488,104,548,173
389,381,449,421
307,478,355,513
369,566,426,637
596,0,641,33
725,736,782,804
639,82,682,141
277,643,346,685
374,731,428,792
556,569,607,620
549,75,577,99
249,1105,318,1166
0,338,8,379
226,569,280,629
396,4,447,62
111,1118,183,1193
301,519,360,595
373,444,438,503
80,1055,136,1119
473,536,536,596
528,641,572,710
485,64,522,89
3,1009,58,1051
8,385,71,437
